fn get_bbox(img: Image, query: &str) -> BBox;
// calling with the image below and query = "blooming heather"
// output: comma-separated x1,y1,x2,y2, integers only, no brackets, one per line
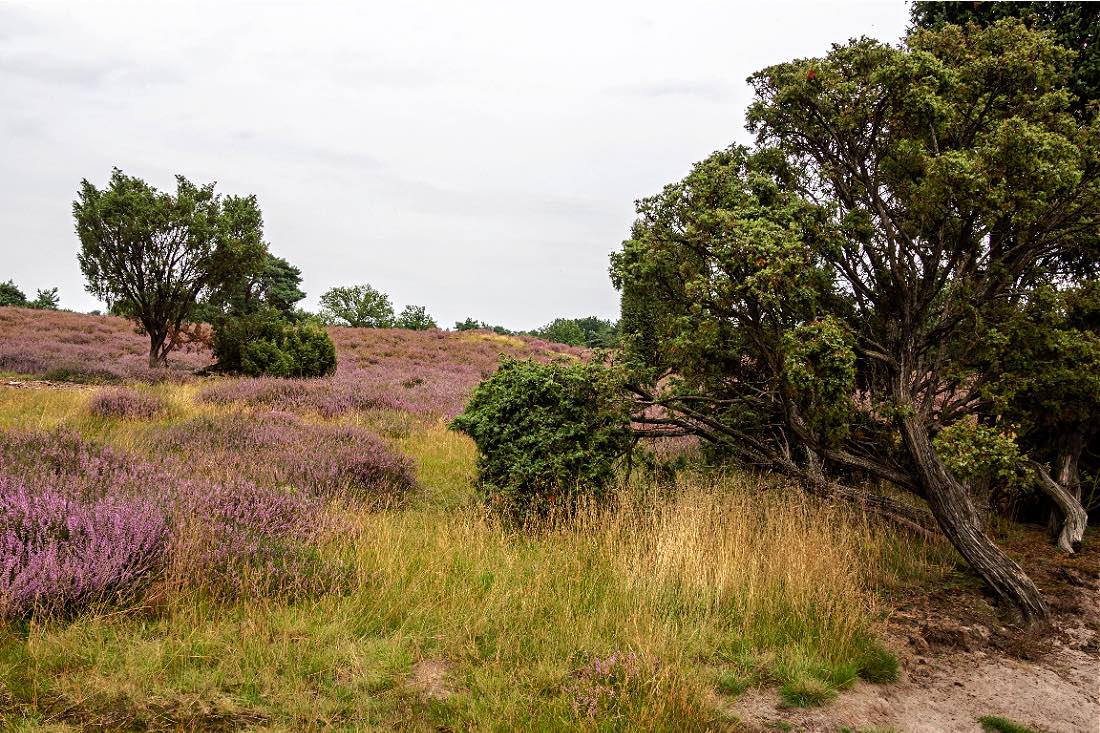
0,475,168,618
154,411,416,501
0,429,321,615
87,387,165,419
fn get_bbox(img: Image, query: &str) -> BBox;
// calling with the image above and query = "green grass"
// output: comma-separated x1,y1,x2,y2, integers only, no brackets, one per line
0,381,955,731
979,715,1044,733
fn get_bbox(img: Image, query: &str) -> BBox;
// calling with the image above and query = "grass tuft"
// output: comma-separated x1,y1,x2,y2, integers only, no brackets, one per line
979,715,1043,733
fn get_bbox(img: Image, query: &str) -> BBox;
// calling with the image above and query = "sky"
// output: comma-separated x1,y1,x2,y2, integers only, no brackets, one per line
0,0,911,331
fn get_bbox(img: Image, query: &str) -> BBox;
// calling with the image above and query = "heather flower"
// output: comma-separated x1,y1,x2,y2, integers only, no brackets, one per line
564,651,651,721
0,475,168,618
88,387,165,419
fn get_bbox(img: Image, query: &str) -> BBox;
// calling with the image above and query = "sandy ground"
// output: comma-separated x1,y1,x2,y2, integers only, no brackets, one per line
731,572,1100,733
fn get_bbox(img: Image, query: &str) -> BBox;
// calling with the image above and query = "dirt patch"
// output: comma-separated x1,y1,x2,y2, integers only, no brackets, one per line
3,378,96,391
407,659,457,701
731,525,1100,733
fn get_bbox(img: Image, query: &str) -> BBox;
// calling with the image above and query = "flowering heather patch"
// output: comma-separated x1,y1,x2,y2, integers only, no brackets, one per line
87,387,165,419
0,474,168,618
565,651,652,720
154,411,416,501
0,429,322,612
201,327,587,418
0,307,212,382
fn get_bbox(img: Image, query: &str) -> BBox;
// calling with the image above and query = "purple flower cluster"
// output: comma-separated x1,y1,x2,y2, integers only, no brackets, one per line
0,429,321,616
0,307,212,382
565,651,648,720
154,411,416,501
0,475,168,618
87,388,165,419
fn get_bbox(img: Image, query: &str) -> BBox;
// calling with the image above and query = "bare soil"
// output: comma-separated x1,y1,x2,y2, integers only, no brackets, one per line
731,525,1100,733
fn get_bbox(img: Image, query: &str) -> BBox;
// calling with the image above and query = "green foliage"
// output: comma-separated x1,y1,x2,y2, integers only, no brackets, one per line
199,253,306,323
0,280,27,307
29,288,60,310
978,715,1042,733
394,304,437,330
533,317,618,348
319,284,394,328
450,357,632,517
73,168,268,366
782,317,856,447
911,2,1099,121
454,317,515,335
212,307,336,378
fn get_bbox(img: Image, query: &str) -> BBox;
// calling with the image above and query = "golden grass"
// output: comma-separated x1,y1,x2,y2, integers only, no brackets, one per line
0,382,956,731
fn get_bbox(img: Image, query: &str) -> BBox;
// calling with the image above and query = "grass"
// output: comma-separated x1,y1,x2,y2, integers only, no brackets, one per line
979,715,1044,733
0,375,956,730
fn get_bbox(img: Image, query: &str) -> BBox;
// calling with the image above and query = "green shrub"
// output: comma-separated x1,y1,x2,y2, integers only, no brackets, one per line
450,356,632,517
214,308,336,378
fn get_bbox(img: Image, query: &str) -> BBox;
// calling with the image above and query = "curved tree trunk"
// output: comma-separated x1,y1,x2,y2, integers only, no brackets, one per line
898,412,1049,623
1030,460,1087,554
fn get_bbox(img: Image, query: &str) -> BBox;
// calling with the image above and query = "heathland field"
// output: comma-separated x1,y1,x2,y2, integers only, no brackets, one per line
0,308,1094,732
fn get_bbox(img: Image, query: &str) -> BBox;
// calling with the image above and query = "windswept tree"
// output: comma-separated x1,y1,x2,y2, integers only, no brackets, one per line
74,169,267,367
200,252,306,322
319,284,394,328
612,20,1099,621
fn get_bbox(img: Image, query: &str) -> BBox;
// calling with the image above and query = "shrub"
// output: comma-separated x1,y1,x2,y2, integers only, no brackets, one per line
0,475,168,618
213,308,336,378
450,356,631,517
88,388,165,419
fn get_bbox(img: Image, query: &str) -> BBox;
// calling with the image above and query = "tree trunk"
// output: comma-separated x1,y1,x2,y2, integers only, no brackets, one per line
148,333,168,368
1046,432,1085,545
1030,460,1087,554
898,412,1049,623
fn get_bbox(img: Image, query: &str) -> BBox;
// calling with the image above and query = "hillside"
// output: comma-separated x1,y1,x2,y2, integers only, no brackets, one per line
0,307,1096,732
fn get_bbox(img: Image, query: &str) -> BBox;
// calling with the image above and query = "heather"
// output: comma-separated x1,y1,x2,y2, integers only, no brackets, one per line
87,387,165,419
0,428,323,611
0,307,211,382
153,411,416,501
0,312,961,730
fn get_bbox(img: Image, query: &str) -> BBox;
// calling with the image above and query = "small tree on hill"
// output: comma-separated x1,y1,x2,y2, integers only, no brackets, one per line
29,288,60,310
74,169,267,367
394,304,437,330
319,284,394,328
0,280,28,307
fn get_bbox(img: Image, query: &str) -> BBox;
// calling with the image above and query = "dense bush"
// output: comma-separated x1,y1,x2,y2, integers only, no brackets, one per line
213,308,336,378
88,387,165,419
0,475,168,618
450,357,631,517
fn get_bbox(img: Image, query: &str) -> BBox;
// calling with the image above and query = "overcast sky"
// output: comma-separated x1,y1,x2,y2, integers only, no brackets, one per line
1,1,910,330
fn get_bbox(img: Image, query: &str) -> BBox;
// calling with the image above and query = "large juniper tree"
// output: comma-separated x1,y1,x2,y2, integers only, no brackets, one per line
74,169,267,367
612,20,1099,621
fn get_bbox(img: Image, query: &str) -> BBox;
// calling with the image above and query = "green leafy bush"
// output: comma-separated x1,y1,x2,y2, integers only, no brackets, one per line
450,356,632,517
213,308,336,378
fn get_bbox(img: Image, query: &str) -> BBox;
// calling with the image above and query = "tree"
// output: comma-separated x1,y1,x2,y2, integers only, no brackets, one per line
0,280,27,307
611,20,1099,621
318,284,394,328
394,304,437,330
911,2,1099,120
74,169,267,367
454,317,481,332
29,288,60,310
200,253,306,322
535,318,586,346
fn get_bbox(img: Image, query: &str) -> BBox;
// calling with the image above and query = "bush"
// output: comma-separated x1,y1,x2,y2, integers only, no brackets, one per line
213,308,336,378
450,356,631,517
0,475,168,618
88,388,165,419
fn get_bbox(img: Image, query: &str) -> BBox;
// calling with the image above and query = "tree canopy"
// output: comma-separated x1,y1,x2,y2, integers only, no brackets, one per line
74,169,267,367
611,18,1099,621
319,284,395,328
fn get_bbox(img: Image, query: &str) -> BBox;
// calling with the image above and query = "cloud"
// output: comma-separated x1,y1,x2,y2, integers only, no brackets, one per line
607,79,737,102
